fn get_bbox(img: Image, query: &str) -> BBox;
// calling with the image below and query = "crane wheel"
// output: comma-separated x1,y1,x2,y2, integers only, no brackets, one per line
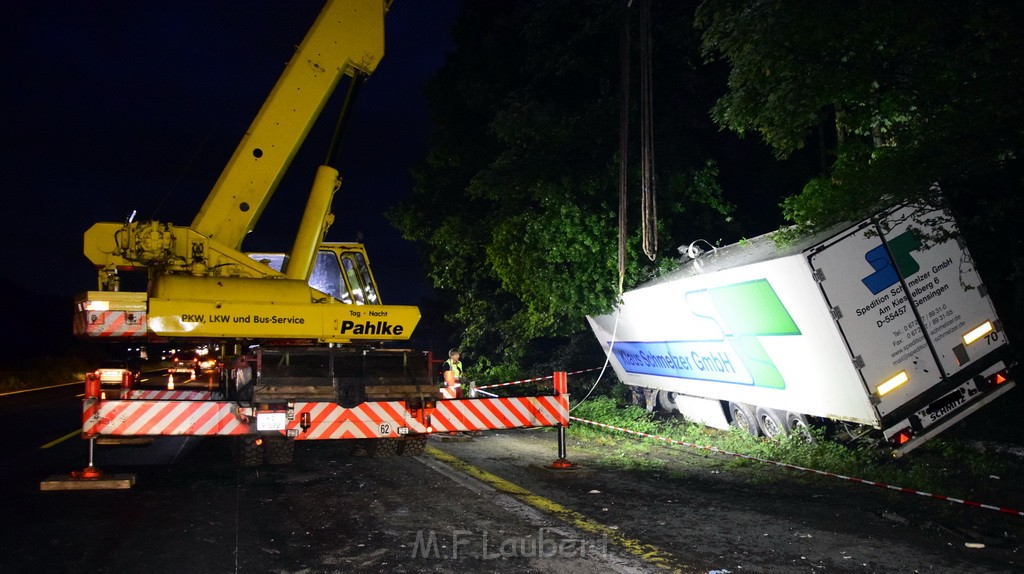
264,436,295,465
360,437,400,458
397,436,427,456
234,436,264,467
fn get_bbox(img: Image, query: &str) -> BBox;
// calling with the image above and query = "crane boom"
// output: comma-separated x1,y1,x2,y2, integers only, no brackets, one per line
191,0,385,251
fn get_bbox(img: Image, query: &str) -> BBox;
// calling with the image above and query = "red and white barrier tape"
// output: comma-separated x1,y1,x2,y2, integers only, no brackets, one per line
570,415,1024,518
476,367,602,390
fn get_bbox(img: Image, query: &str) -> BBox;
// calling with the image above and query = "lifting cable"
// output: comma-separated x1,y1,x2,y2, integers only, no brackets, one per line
581,0,659,412
580,0,659,416
617,0,631,294
618,0,658,287
639,0,657,261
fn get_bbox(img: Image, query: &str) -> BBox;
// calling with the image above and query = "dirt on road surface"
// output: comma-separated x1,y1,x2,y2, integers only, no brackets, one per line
7,425,1024,573
437,429,1024,573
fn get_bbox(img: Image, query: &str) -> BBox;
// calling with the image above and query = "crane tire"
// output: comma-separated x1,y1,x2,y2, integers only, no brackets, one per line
234,436,264,467
398,436,427,456
363,438,400,458
264,436,295,465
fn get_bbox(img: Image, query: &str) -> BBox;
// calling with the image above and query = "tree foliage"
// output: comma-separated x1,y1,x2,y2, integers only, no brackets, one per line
696,0,1024,343
696,0,1024,232
389,1,748,378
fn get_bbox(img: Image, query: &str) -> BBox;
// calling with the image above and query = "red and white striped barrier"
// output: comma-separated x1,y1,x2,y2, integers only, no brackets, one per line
83,393,570,439
290,401,430,439
126,389,217,401
570,415,1024,518
83,399,429,440
84,399,249,437
432,396,568,433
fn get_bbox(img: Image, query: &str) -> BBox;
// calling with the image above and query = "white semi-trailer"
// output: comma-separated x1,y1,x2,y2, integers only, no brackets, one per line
588,202,1015,456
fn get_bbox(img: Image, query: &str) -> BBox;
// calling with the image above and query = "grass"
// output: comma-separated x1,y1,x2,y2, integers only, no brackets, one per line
568,395,1023,505
595,451,667,472
0,356,97,393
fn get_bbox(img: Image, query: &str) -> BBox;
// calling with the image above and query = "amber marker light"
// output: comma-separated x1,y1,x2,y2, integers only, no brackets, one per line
877,371,909,396
963,321,994,345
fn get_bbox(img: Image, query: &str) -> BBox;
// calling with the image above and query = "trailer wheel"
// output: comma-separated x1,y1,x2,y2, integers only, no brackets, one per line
755,407,788,438
397,436,427,456
264,436,295,465
784,412,817,443
234,436,264,467
728,402,760,436
657,390,678,413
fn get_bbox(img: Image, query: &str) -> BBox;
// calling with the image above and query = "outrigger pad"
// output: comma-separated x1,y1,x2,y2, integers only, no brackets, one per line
40,473,136,491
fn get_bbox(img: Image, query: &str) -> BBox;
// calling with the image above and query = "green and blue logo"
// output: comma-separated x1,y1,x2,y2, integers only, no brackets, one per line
861,230,922,295
612,279,801,389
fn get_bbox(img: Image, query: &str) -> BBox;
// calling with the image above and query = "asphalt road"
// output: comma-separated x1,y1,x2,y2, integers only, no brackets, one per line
3,380,1024,573
0,380,655,574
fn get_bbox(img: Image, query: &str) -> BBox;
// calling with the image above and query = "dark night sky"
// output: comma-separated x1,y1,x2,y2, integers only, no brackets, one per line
0,1,460,309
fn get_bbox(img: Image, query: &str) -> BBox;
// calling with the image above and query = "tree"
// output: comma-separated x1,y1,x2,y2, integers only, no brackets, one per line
389,1,761,378
696,0,1024,231
696,0,1024,343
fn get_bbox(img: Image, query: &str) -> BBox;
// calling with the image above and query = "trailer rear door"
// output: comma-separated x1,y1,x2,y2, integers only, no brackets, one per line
808,204,1005,419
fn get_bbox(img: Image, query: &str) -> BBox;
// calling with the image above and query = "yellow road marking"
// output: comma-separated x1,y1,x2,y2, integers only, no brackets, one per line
0,380,81,397
40,429,82,450
424,446,692,573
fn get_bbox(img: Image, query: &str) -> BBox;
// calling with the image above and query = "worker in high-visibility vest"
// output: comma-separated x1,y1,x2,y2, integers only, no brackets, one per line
440,348,464,399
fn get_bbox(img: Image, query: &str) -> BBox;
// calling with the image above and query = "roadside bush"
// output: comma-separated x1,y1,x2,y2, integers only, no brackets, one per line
568,395,1019,500
0,356,95,393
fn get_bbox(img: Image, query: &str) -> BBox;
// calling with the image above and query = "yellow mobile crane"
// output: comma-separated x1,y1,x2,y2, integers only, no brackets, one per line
72,0,569,466
78,0,415,343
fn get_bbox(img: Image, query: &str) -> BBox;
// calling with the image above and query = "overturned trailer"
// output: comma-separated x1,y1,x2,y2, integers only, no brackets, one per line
588,202,1015,456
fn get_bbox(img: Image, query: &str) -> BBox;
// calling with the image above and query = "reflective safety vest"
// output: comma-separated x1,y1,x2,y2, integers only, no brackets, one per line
440,359,463,399
444,359,463,381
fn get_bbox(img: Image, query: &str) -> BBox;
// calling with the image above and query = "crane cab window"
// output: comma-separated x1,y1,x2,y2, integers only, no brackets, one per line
309,251,344,302
247,253,286,272
340,251,379,305
249,249,377,304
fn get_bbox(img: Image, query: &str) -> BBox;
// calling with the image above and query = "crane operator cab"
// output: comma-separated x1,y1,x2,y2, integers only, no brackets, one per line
247,243,381,306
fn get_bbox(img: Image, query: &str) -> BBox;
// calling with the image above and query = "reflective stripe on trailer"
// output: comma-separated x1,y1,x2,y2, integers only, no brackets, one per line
83,399,429,439
83,396,569,438
431,396,569,432
83,399,248,437
290,401,429,439
126,390,217,401
73,310,147,338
